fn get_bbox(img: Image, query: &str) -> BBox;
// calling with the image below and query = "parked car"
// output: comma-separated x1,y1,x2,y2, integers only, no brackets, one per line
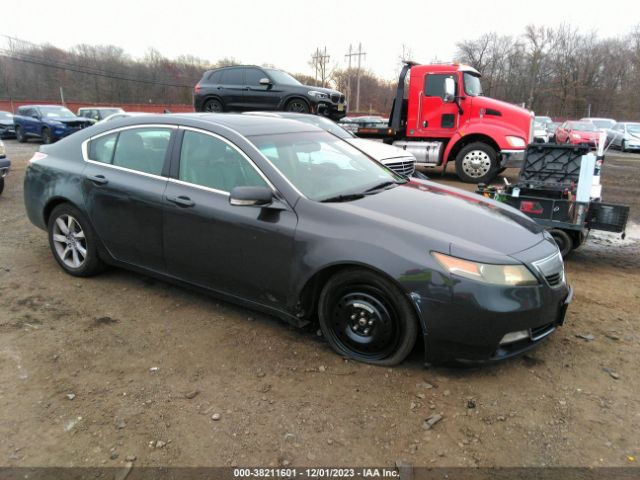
77,107,125,123
24,113,570,366
0,139,9,195
533,120,550,143
244,112,417,177
102,112,149,122
535,115,553,126
194,65,347,120
554,121,600,146
608,122,640,152
0,111,16,138
579,117,616,133
14,105,93,144
547,122,560,142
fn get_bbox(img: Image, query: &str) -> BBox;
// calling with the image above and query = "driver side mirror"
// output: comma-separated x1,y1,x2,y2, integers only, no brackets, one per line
443,77,455,103
229,186,273,207
259,78,272,86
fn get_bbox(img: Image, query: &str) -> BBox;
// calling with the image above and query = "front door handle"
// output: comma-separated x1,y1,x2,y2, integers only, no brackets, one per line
87,174,108,185
167,195,195,208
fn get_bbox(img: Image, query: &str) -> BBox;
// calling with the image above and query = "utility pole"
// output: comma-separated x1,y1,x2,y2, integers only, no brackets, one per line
59,86,65,106
311,47,330,87
345,43,366,112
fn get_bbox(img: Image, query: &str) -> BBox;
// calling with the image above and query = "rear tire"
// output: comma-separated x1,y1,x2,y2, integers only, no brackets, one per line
455,142,498,183
549,229,573,258
16,126,27,143
47,204,104,277
203,98,223,113
318,268,418,366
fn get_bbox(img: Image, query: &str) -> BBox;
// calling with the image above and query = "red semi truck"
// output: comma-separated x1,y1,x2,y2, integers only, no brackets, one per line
357,62,534,183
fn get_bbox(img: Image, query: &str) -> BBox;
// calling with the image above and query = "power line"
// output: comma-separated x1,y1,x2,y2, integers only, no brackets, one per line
345,43,366,112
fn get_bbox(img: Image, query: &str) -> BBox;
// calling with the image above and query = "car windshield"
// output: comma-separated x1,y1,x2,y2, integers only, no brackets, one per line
591,119,615,129
0,112,12,119
39,106,76,119
463,72,483,96
535,116,552,124
264,69,302,86
291,115,353,139
534,121,546,129
249,131,402,202
570,122,597,132
627,124,640,134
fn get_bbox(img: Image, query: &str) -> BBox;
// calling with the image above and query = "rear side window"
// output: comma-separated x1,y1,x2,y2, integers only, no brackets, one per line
425,74,456,98
207,70,223,83
220,68,243,85
88,132,117,163
179,130,267,192
112,128,172,175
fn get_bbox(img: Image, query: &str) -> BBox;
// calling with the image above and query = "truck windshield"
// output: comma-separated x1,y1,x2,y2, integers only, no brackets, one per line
463,73,483,97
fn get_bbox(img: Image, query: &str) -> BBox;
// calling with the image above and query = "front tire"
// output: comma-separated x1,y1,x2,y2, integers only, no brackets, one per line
47,204,104,277
16,126,27,143
284,98,310,114
621,140,627,153
455,142,498,183
318,268,418,366
42,127,53,145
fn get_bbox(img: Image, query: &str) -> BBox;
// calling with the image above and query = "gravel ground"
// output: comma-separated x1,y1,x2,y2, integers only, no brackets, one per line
0,139,639,469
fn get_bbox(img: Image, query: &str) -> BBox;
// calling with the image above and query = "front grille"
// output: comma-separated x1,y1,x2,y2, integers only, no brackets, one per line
385,159,416,177
63,121,89,129
530,322,555,341
545,272,562,286
331,94,345,103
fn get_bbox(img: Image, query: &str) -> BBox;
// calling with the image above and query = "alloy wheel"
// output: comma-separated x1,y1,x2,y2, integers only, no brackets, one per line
461,150,492,178
52,214,87,269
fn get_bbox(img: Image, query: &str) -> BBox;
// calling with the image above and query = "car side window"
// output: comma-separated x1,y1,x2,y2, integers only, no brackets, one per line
179,130,268,193
221,68,243,85
112,128,172,176
245,68,265,86
425,74,456,99
88,132,118,163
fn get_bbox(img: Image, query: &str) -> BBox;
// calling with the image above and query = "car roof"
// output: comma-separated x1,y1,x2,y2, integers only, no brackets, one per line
122,113,323,136
19,105,66,108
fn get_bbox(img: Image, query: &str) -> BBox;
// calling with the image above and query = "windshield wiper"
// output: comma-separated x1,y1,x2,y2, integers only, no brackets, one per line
320,193,365,203
363,179,408,194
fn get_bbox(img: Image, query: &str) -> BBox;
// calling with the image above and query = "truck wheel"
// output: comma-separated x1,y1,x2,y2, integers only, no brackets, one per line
549,229,573,258
203,98,223,113
16,126,27,143
285,99,310,114
455,142,498,183
42,127,53,145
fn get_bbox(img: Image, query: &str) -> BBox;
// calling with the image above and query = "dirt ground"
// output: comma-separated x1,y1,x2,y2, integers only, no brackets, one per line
0,139,639,470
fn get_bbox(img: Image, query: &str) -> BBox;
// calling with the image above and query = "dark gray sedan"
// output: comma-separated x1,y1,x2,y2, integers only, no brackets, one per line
23,114,571,366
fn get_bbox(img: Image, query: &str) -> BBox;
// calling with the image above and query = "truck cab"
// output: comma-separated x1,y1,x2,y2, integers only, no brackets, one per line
358,62,534,183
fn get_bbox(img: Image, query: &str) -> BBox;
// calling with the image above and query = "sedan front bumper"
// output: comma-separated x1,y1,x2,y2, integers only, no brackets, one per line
414,278,571,366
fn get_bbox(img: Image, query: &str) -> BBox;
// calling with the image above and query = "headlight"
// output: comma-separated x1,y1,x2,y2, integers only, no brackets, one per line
571,133,581,139
308,91,329,99
432,252,538,286
506,136,526,147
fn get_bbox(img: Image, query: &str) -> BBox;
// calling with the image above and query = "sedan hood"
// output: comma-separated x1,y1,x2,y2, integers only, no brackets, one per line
331,180,547,262
347,138,415,162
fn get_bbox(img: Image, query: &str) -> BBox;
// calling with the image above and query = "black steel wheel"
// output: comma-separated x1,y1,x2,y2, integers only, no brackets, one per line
47,204,105,277
15,126,27,143
285,99,310,114
318,269,418,366
42,127,53,145
549,228,573,258
203,99,223,113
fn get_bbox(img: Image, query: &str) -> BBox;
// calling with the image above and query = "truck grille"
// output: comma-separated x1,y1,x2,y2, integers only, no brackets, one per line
385,159,416,177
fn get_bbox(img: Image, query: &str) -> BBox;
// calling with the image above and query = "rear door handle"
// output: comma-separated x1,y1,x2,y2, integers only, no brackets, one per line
167,195,195,208
86,174,108,185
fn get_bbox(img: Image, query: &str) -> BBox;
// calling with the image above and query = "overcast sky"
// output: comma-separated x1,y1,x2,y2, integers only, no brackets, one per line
4,0,638,80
